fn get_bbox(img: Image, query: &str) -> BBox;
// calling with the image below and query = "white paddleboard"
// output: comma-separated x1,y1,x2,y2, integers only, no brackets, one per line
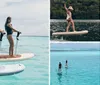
0,64,25,76
53,30,88,36
0,53,34,62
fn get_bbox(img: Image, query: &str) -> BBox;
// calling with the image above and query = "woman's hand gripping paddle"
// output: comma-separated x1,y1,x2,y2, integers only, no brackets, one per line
0,33,6,49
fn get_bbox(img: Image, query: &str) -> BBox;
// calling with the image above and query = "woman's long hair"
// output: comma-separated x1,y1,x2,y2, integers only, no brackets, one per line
5,17,11,26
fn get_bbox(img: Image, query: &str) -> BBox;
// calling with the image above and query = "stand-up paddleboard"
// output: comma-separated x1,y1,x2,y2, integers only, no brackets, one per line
0,53,34,62
0,64,25,76
53,30,88,36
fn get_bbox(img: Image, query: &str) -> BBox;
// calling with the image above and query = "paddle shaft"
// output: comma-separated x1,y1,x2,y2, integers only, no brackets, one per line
15,32,21,55
15,39,18,55
0,41,1,49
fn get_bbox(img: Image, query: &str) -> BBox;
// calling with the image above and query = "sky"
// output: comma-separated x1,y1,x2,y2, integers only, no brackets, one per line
0,0,49,36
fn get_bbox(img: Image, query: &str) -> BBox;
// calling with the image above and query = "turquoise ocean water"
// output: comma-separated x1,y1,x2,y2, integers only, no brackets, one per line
50,43,100,85
0,36,49,85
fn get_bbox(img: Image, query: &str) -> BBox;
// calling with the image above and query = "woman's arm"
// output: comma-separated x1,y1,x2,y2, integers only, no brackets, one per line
64,3,68,12
7,24,19,32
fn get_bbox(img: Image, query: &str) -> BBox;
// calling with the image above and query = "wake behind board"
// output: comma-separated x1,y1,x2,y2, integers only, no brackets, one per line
53,30,88,36
0,64,25,76
0,53,34,62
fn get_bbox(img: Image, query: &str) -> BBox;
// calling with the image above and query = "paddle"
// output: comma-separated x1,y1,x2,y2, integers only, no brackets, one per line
15,32,21,55
0,32,5,49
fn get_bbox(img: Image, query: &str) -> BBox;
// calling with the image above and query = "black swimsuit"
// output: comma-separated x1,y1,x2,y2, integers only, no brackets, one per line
59,64,62,69
5,24,13,35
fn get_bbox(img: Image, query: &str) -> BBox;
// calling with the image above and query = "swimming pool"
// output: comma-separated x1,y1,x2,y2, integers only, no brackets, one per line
0,36,49,85
50,42,100,85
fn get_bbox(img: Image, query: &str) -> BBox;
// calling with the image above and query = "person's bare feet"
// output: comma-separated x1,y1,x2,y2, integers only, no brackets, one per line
0,55,21,59
73,30,76,32
66,30,68,32
8,55,15,58
9,55,21,58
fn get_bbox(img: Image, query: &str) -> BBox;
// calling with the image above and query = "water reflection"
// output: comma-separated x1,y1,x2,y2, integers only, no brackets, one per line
57,73,62,85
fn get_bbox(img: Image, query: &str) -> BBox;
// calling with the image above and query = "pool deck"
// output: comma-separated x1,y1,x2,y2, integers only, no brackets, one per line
50,40,100,43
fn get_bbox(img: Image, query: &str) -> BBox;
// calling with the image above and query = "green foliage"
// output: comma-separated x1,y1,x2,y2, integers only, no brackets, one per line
50,0,100,19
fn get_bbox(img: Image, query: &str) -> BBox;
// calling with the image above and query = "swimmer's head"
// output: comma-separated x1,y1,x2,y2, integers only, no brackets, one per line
5,16,11,25
66,60,68,63
59,62,62,68
59,62,61,65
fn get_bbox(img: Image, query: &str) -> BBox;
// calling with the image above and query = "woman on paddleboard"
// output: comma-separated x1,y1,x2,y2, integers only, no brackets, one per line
64,3,76,32
5,17,21,57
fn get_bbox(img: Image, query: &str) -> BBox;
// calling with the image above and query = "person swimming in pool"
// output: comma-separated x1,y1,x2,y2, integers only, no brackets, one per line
58,62,62,73
5,17,21,57
64,3,76,32
65,60,68,68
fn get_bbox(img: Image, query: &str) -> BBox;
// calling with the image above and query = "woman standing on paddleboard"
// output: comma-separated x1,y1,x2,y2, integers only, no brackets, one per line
5,17,21,57
64,3,76,32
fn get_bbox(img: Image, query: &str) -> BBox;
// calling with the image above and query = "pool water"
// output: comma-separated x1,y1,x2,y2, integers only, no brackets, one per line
50,43,100,85
0,36,49,85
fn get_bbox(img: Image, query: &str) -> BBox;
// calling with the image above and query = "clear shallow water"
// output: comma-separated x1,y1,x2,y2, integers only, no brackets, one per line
50,43,100,85
0,36,49,85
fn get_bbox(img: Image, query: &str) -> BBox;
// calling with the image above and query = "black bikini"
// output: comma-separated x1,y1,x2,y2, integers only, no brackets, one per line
5,24,13,35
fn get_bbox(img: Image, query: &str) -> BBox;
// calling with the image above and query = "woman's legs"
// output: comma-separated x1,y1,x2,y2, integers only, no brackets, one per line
7,35,14,56
71,20,75,31
66,21,71,32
